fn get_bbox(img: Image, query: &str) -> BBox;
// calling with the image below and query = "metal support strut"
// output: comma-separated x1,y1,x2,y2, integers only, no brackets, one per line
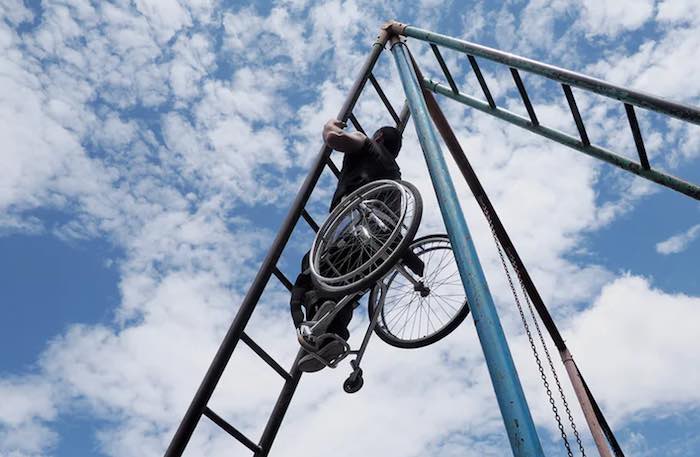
391,36,545,457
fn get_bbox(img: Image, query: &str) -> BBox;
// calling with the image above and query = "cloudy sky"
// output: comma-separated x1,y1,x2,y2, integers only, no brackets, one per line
1,0,699,456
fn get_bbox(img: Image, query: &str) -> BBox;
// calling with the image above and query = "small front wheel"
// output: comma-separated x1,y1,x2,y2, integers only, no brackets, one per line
343,369,364,394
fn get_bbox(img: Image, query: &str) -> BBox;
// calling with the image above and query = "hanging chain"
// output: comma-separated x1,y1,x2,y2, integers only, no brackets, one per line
483,204,577,457
507,239,587,457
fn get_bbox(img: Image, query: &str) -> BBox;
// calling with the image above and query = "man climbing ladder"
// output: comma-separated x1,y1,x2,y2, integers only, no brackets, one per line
290,118,424,372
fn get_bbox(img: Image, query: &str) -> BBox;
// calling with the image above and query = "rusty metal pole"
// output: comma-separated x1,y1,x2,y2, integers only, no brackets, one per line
561,349,613,457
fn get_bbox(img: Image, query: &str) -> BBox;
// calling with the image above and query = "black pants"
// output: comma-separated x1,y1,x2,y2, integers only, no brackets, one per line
309,298,354,341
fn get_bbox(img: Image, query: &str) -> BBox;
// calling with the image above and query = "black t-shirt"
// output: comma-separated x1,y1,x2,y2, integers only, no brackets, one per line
329,138,401,211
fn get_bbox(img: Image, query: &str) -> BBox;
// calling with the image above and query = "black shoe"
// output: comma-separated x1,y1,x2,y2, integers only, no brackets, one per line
297,340,346,373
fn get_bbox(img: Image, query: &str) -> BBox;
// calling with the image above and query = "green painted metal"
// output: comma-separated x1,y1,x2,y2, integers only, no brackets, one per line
424,78,700,200
401,25,700,125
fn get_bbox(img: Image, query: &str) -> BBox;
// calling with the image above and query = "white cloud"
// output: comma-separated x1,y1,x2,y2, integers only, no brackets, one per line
564,275,700,422
1,1,700,456
575,0,655,37
656,223,700,254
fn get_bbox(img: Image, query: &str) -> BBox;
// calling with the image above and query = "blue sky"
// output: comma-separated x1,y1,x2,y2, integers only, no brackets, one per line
1,1,699,456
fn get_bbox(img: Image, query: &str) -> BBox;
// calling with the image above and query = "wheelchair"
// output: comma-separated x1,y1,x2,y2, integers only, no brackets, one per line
299,179,471,393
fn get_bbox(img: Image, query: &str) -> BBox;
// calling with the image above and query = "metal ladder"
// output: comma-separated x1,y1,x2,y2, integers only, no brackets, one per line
163,26,410,457
396,22,700,200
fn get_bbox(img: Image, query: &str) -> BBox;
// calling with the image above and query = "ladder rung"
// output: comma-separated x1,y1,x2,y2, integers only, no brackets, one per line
301,209,320,233
203,406,262,454
272,267,293,292
369,74,401,124
348,112,366,135
510,68,539,125
562,84,590,146
467,55,496,109
624,103,651,170
241,332,293,382
431,44,459,94
325,157,341,178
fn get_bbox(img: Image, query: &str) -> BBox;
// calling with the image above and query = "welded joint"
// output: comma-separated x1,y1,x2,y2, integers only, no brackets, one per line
374,20,401,47
384,20,408,36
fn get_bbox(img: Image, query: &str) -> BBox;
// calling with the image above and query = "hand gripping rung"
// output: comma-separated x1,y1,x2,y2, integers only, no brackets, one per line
301,209,320,233
510,68,539,125
431,44,459,94
467,55,496,109
203,406,263,454
369,74,401,124
241,332,293,382
562,84,590,146
624,103,651,170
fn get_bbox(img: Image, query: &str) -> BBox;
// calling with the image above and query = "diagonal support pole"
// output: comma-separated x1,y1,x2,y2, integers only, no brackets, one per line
391,36,545,457
411,53,620,457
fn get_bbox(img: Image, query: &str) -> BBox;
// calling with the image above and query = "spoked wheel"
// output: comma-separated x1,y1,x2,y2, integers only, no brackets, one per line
368,234,470,348
309,180,422,296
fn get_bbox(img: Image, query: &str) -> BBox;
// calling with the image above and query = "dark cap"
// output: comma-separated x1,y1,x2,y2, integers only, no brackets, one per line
372,126,402,157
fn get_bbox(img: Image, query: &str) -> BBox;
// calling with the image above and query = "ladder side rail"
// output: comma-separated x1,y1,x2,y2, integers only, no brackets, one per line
394,23,700,125
424,79,700,200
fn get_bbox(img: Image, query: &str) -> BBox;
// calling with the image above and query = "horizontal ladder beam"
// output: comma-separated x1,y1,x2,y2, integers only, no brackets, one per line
300,209,320,233
348,112,366,135
325,157,341,178
562,84,591,146
430,43,459,94
369,74,401,124
272,267,293,292
510,68,539,125
241,332,293,382
203,407,262,454
400,24,700,125
423,78,700,200
624,103,651,170
467,55,496,109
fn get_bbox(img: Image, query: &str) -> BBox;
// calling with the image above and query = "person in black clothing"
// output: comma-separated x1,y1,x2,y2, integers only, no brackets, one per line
291,119,423,372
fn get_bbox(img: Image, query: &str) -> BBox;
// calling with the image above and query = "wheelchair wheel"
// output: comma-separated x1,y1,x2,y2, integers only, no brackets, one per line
368,234,470,349
309,180,422,295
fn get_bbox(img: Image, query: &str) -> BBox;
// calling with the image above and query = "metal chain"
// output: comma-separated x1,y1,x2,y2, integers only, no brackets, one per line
506,241,587,457
484,206,575,457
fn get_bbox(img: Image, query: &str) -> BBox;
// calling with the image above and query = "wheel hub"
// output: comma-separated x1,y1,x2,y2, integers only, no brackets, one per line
414,281,431,297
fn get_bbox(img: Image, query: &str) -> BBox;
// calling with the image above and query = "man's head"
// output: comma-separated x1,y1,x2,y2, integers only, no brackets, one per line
372,126,402,157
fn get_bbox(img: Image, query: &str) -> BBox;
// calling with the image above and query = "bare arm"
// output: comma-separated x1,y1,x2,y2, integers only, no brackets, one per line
322,119,367,153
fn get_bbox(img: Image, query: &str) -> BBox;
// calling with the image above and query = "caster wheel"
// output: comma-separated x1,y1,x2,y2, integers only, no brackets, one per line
343,369,364,394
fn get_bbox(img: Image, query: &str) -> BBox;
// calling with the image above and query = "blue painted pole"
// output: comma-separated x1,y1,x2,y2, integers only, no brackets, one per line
390,38,545,457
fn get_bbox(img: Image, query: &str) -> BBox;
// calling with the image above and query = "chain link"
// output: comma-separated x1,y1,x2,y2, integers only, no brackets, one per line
483,204,585,457
508,248,587,456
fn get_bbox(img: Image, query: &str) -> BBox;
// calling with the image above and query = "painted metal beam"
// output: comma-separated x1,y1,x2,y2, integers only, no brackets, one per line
391,38,545,457
394,23,700,125
424,78,700,200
